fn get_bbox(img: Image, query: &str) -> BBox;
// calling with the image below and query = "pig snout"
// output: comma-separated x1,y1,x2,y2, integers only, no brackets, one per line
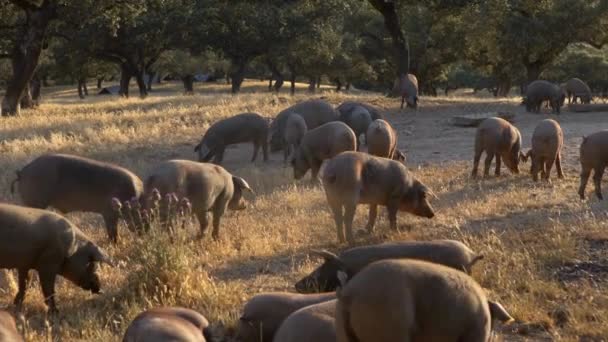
418,200,435,218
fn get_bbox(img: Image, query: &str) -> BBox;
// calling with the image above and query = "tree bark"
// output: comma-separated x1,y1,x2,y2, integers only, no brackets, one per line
20,84,34,109
308,77,316,93
30,75,41,104
83,80,88,96
268,77,273,91
1,1,56,116
146,71,155,91
77,79,85,99
345,82,351,91
335,78,342,92
367,0,409,77
230,59,247,94
119,64,132,98
495,78,512,97
182,75,194,95
134,71,148,98
316,76,321,89
524,62,543,87
97,77,103,89
290,73,296,96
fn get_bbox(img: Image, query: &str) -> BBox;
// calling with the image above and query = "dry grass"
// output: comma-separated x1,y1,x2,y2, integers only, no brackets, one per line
1,80,607,341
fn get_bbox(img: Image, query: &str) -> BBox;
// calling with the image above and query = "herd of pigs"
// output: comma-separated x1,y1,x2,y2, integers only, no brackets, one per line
1,94,607,342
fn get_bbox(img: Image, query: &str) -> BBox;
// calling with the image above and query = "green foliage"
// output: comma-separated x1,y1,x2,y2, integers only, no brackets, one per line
544,44,608,91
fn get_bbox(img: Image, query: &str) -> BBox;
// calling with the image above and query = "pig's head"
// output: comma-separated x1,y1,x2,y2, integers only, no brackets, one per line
393,149,407,164
399,181,435,218
194,134,216,162
520,149,541,181
291,147,311,180
61,241,114,294
229,176,253,210
295,250,352,293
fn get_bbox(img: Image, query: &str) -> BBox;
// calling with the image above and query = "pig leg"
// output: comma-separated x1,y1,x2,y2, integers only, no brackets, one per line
102,211,119,243
343,203,357,243
327,197,345,243
386,201,399,231
579,167,591,199
483,153,494,177
262,139,269,162
13,269,30,309
310,160,322,181
211,204,227,240
544,156,556,181
38,270,58,314
593,166,605,200
251,142,260,162
494,155,501,176
213,146,225,164
471,149,482,178
196,211,209,238
365,205,378,233
400,96,405,110
556,154,564,179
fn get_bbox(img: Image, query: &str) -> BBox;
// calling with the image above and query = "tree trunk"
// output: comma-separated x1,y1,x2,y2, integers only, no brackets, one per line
42,75,49,87
1,1,56,116
367,0,409,77
83,80,88,96
182,75,194,95
77,78,86,99
31,75,41,104
316,76,321,89
230,60,247,94
97,77,103,89
308,77,316,93
495,78,512,97
20,84,34,109
335,78,342,92
268,78,273,91
290,73,296,96
146,71,155,91
525,62,543,86
345,82,351,91
134,71,148,98
119,64,132,98
267,61,284,93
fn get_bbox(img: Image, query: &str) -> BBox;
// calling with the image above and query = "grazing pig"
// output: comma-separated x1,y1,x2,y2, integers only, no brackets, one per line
291,122,357,180
144,160,252,240
0,310,22,342
335,259,514,342
269,99,339,152
525,80,566,114
237,292,336,342
194,112,269,164
564,78,592,104
11,153,143,242
321,152,434,243
283,113,307,161
522,119,564,181
392,74,419,109
0,203,114,313
295,239,483,293
578,130,608,200
336,101,384,121
365,119,406,162
272,300,336,342
123,307,211,342
471,117,523,177
338,105,373,150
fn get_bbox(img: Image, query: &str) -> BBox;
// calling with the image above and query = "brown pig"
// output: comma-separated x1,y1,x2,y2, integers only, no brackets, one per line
522,119,564,181
365,119,405,162
321,151,434,243
578,130,608,200
272,300,336,342
283,113,307,162
194,112,269,164
237,292,336,342
291,122,357,180
335,259,514,342
471,117,523,177
122,307,211,342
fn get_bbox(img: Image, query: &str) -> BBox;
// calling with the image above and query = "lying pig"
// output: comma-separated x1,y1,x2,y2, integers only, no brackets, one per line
272,300,336,342
237,292,336,342
321,151,434,243
11,153,143,242
194,112,269,164
366,119,405,162
0,310,22,342
0,203,114,313
471,117,523,177
123,307,212,342
578,130,608,200
522,119,564,181
144,160,252,240
295,239,483,293
291,122,356,180
283,113,307,161
335,259,514,342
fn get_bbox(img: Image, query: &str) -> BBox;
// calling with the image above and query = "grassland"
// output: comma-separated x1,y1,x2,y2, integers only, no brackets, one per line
0,81,607,341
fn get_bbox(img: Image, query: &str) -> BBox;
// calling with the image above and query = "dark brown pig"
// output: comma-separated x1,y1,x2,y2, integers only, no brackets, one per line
578,130,608,200
123,307,212,342
471,117,523,177
11,153,143,242
321,151,434,243
194,112,269,164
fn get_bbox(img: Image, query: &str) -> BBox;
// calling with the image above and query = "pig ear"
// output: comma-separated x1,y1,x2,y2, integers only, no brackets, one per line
310,249,339,262
194,143,201,152
86,242,115,267
421,185,438,200
233,176,254,194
